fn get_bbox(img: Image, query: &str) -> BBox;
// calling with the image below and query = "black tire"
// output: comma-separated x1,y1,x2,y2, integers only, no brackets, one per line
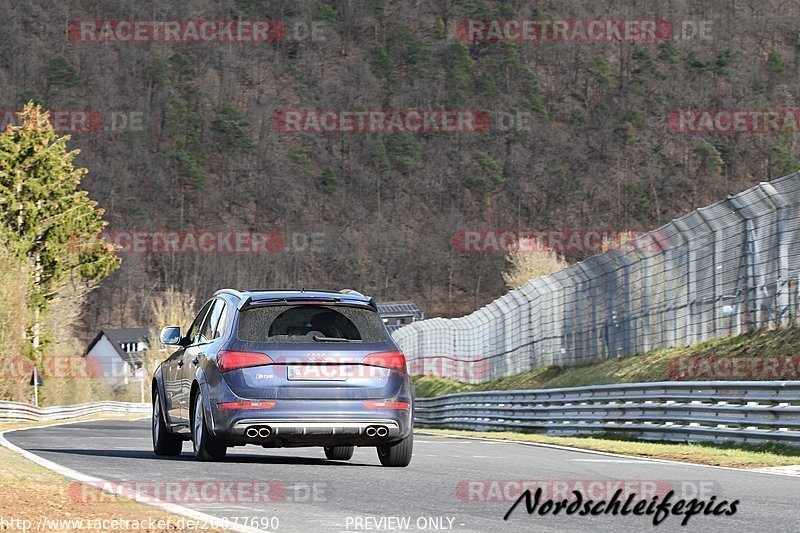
324,445,354,460
152,389,183,456
377,431,413,467
191,389,227,461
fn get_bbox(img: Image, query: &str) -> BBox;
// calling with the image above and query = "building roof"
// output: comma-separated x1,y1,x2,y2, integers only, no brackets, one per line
377,301,424,319
86,327,149,366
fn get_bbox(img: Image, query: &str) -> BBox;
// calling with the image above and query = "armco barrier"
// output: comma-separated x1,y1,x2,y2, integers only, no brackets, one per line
414,381,800,446
0,400,149,422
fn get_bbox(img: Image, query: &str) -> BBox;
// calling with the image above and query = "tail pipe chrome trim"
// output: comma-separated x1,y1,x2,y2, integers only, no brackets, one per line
232,419,402,438
245,426,272,439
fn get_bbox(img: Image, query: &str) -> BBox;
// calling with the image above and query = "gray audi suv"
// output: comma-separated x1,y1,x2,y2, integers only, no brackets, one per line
151,289,414,466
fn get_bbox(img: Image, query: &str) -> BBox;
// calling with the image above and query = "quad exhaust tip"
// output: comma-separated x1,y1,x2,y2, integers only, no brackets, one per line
365,425,388,437
247,424,386,438
245,426,272,439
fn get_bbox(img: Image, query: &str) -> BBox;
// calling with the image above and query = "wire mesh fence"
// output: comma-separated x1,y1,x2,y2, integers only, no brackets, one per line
394,173,800,384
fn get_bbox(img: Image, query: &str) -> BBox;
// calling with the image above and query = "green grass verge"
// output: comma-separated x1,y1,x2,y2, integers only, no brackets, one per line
419,428,800,468
413,327,800,397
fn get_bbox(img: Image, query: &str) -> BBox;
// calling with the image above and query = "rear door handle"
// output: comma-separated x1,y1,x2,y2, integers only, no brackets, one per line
192,357,200,366
177,360,184,368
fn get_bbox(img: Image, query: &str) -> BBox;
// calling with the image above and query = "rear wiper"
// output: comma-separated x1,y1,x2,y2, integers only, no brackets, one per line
312,335,362,343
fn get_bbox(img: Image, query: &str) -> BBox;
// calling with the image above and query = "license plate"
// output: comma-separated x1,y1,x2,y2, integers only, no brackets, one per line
287,365,347,381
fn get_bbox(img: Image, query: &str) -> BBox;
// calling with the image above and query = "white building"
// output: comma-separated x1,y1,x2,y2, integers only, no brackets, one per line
85,328,149,384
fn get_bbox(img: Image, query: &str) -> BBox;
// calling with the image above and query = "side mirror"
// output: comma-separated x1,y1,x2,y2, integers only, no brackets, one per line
160,326,182,346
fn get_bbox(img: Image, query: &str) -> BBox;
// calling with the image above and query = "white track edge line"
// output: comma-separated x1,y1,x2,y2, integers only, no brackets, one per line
416,430,800,478
0,418,272,533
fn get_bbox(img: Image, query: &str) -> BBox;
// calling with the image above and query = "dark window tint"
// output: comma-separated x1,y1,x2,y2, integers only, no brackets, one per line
187,300,214,344
201,299,226,341
237,305,387,343
213,302,228,338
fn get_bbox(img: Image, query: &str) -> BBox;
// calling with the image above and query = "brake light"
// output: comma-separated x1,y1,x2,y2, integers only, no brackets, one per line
361,350,406,372
217,401,277,409
362,401,410,410
217,350,274,372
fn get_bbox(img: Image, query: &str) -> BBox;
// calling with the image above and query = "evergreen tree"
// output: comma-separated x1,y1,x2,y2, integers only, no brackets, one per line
0,104,119,359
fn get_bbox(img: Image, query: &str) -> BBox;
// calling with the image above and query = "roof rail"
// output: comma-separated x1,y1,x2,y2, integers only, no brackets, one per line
214,288,246,298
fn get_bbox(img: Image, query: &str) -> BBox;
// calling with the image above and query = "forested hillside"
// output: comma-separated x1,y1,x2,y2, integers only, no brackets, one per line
2,0,798,341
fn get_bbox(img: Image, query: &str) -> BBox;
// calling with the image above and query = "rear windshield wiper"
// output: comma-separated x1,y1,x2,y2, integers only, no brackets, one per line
312,335,362,343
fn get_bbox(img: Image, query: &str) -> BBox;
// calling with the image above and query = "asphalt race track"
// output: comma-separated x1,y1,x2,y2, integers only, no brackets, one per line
6,419,800,533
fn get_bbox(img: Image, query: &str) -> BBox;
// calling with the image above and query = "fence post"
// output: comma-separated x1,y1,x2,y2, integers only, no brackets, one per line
727,194,759,331
672,219,696,345
696,207,722,340
541,275,561,366
759,182,790,327
528,278,549,369
572,262,592,360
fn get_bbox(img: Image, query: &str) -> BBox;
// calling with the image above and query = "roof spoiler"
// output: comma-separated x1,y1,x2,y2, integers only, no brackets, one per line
219,287,376,311
239,296,377,311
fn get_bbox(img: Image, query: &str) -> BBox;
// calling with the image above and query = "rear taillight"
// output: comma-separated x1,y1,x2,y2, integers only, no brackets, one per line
361,350,407,372
362,401,410,410
217,350,274,372
217,401,276,409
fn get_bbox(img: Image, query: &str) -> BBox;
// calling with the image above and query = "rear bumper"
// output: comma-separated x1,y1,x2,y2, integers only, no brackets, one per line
201,367,414,447
207,399,413,447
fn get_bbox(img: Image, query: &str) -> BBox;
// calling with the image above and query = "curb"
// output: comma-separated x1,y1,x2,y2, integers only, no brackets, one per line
0,418,271,533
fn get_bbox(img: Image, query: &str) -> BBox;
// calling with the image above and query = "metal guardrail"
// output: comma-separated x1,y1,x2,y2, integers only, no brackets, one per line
0,400,149,422
414,381,800,446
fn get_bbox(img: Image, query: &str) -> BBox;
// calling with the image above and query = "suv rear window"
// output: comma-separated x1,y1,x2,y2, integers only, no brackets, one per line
237,305,388,343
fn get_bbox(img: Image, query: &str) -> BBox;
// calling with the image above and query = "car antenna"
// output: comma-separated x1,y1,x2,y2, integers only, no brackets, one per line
301,287,305,293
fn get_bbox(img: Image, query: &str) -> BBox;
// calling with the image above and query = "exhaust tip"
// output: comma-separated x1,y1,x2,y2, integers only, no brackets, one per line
245,427,258,438
376,426,388,437
365,426,377,437
258,427,271,438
